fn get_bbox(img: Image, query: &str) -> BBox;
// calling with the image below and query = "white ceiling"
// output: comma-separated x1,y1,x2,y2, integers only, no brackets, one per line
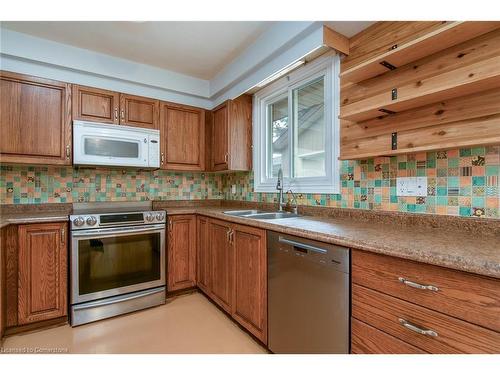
1,21,274,80
1,21,373,80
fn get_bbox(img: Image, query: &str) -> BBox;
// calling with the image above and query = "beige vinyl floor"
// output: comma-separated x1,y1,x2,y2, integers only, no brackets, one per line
1,292,268,354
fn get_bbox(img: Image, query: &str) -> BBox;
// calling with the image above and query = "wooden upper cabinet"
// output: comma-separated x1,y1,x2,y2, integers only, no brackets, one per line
159,102,205,171
211,94,252,172
196,216,211,294
232,224,267,344
167,215,196,292
17,222,68,325
212,103,229,171
0,71,72,165
120,94,159,130
208,218,233,313
72,85,120,124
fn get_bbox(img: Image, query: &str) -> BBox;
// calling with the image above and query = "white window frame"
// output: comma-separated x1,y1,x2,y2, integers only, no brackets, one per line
253,52,340,194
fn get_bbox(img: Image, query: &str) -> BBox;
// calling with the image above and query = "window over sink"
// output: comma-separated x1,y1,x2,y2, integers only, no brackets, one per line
253,53,340,193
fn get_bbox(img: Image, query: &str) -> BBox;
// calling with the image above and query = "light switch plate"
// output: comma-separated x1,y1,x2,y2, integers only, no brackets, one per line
397,177,428,197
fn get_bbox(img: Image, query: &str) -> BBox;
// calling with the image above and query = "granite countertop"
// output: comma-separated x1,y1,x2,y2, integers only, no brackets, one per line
1,203,498,279
0,211,70,229
165,206,500,279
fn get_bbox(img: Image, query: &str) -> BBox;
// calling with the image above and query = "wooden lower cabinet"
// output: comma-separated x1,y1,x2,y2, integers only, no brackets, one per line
351,318,427,354
197,217,267,344
17,223,68,325
351,249,500,354
167,215,196,291
232,224,267,343
208,218,234,312
196,216,211,294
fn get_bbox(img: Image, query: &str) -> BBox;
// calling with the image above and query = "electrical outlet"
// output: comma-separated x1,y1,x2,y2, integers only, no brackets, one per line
397,177,428,197
231,184,236,194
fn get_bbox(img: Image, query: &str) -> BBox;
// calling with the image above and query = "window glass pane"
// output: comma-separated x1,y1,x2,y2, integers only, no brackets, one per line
267,96,289,178
292,77,325,177
84,138,139,158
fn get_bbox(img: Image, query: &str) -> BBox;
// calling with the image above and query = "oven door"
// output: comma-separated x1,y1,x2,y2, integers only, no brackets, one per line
71,224,165,304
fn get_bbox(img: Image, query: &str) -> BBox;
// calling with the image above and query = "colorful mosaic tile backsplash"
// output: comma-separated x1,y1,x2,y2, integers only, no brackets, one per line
1,145,499,218
221,146,500,219
0,167,223,204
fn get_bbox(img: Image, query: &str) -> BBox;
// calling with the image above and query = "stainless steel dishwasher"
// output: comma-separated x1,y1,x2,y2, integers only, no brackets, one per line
268,231,350,354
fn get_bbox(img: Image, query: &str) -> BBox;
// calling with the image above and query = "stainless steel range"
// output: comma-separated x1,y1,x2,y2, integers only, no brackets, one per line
70,202,166,326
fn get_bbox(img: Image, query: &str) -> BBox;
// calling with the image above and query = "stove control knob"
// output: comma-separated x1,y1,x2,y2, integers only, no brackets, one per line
73,217,85,227
156,213,165,221
145,213,154,222
86,216,98,226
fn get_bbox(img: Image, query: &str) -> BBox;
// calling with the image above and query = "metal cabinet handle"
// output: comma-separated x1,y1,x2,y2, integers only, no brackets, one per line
398,277,439,291
230,229,234,244
66,145,71,158
226,229,231,242
161,152,165,165
120,109,125,120
61,228,65,245
224,153,228,163
398,318,438,337
168,220,173,232
114,108,118,120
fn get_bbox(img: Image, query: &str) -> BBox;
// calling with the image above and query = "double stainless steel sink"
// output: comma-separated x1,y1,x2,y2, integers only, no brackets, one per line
223,210,300,220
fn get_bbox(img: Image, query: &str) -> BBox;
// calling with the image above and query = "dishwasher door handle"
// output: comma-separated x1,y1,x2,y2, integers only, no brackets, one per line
278,236,328,254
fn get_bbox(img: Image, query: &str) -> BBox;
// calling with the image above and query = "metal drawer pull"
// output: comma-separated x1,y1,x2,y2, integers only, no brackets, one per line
398,318,438,337
398,277,439,291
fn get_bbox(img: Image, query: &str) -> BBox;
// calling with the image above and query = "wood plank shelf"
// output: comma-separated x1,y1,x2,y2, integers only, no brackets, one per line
340,113,500,160
340,55,500,123
340,21,500,84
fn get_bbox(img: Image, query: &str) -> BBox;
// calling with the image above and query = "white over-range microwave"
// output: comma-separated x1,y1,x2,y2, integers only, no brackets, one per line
73,120,160,168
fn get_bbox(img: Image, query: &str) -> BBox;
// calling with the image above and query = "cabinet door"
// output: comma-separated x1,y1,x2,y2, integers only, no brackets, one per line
72,85,120,124
0,71,71,165
167,215,196,291
17,222,68,325
120,93,159,129
160,102,205,171
209,218,233,312
211,103,229,171
196,216,211,295
232,224,267,343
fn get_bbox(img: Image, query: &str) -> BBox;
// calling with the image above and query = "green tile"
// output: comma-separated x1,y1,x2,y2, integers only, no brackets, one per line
486,166,499,176
472,197,485,207
459,207,471,216
472,176,485,186
460,148,471,157
471,147,485,156
447,158,459,168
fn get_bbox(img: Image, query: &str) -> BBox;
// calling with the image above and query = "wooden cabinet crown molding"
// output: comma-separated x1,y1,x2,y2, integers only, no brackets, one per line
0,71,72,166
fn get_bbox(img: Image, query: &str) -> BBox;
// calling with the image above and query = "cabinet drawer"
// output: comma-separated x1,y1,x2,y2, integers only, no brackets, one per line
352,284,500,353
351,318,426,354
352,249,500,332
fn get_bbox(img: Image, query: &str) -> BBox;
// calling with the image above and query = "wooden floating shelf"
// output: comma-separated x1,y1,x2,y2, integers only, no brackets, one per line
340,55,500,123
340,21,500,84
339,114,500,160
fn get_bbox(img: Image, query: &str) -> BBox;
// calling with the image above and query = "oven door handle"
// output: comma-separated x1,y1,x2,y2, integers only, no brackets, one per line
72,224,165,238
72,288,164,311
